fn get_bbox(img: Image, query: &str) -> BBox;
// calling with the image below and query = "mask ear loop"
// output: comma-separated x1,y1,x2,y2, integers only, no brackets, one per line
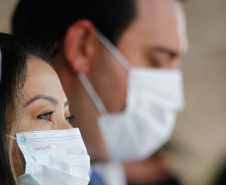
78,30,132,115
6,135,17,140
78,73,107,115
95,30,131,71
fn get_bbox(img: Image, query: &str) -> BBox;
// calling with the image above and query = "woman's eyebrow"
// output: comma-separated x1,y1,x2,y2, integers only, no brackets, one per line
24,94,59,107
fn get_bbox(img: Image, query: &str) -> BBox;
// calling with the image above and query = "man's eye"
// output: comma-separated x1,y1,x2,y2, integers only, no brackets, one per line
65,115,75,123
37,110,55,121
149,57,161,68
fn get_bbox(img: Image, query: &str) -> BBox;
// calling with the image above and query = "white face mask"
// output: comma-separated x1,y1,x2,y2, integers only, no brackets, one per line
78,31,184,161
9,128,90,185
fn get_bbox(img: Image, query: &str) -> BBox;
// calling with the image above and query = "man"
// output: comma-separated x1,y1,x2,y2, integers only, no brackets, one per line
12,0,187,184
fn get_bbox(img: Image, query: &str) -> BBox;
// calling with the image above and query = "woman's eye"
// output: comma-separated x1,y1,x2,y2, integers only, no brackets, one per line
65,115,75,123
37,110,55,121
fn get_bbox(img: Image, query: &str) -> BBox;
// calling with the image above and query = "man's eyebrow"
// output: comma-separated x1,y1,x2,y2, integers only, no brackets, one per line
153,47,179,58
24,94,59,107
64,100,70,108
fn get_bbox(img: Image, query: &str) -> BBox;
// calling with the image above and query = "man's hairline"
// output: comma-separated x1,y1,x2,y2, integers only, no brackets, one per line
56,0,185,53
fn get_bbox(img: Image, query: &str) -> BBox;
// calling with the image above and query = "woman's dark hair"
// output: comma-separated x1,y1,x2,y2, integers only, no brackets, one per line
12,0,136,55
0,33,27,185
0,33,52,185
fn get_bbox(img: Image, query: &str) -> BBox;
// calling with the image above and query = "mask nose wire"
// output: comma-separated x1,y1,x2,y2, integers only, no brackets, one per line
95,29,131,71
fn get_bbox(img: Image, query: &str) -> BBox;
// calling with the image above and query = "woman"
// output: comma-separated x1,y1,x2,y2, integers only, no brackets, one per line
0,33,90,185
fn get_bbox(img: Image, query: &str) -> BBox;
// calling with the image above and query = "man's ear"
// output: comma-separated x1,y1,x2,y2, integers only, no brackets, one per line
63,19,95,74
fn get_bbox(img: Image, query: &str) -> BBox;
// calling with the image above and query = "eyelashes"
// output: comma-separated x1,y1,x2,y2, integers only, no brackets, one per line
65,115,75,123
37,110,75,123
37,110,55,121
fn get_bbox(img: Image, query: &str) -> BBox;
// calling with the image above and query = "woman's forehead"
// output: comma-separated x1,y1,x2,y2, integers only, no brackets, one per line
22,58,67,104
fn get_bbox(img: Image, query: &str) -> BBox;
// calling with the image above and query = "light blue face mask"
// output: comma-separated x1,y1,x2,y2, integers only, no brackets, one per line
8,128,90,185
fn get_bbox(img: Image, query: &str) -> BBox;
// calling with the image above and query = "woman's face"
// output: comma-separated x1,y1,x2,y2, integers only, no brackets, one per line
14,57,73,175
19,57,73,132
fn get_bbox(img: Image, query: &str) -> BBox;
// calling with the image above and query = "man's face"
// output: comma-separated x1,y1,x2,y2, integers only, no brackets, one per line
62,0,188,161
86,0,187,160
91,0,187,114
117,0,187,69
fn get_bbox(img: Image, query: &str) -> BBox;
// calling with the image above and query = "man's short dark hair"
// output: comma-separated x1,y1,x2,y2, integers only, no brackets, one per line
12,0,136,51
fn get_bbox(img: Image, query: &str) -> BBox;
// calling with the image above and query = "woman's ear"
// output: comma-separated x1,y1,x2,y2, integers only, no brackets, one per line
63,20,95,74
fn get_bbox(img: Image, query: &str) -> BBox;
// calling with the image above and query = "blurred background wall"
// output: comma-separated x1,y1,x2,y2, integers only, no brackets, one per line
0,0,226,185
170,1,226,185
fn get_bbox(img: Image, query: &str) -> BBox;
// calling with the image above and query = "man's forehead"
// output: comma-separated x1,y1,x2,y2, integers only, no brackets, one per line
136,0,183,22
134,0,188,54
